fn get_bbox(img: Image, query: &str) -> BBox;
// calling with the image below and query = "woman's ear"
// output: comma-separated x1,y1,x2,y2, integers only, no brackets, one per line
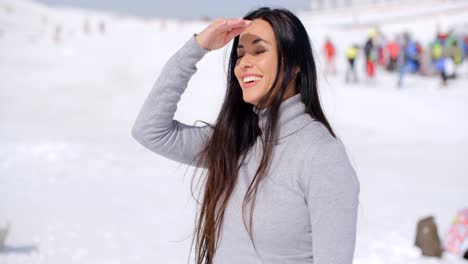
294,66,301,75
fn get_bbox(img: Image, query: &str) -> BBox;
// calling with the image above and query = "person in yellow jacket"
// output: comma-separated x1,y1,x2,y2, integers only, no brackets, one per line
345,44,359,83
447,39,463,65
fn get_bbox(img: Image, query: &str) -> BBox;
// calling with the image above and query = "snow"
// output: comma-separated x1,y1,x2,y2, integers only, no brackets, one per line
0,0,467,263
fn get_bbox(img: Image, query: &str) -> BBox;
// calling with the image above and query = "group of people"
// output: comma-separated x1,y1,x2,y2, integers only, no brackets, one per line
322,27,468,87
52,18,107,44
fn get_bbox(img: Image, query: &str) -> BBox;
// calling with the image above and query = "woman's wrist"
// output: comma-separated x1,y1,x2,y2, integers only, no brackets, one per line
194,33,211,51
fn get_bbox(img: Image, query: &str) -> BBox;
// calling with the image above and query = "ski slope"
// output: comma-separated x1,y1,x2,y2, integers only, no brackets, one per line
1,0,467,263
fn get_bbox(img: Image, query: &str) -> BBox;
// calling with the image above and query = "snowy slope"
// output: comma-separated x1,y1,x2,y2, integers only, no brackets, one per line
0,0,467,263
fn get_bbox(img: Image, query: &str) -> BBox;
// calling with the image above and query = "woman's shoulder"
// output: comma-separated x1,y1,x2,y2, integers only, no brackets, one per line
288,120,339,150
286,120,354,171
294,122,359,196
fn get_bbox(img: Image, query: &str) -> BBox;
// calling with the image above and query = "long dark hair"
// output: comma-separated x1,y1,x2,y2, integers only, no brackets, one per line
189,7,336,264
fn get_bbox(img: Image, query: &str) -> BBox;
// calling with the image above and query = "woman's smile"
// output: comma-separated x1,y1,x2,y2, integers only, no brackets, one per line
243,78,261,89
241,73,263,89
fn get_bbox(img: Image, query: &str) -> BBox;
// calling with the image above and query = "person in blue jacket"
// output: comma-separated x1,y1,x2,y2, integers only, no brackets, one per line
398,33,420,87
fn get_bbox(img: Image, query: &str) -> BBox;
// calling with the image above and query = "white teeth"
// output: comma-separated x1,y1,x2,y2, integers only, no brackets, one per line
243,76,262,83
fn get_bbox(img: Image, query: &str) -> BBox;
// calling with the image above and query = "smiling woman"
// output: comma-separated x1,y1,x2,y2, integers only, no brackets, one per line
234,19,299,107
132,7,360,264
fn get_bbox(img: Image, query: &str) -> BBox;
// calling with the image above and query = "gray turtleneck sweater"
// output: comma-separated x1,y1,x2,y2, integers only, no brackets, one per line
131,34,360,264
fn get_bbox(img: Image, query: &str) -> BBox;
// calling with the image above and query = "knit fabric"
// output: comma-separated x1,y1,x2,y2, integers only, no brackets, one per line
132,34,360,264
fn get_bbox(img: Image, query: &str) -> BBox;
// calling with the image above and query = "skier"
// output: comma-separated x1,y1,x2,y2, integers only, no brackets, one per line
436,56,456,86
386,37,400,72
98,20,106,34
323,37,336,75
53,24,62,44
364,37,376,80
345,44,359,83
446,37,463,65
376,31,387,67
431,35,456,87
398,34,420,87
463,34,468,59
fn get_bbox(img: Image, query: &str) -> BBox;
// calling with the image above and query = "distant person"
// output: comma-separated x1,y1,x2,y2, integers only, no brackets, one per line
418,42,433,76
430,38,444,63
98,21,106,34
398,35,420,87
53,24,62,44
364,37,376,79
323,37,336,75
436,56,456,86
463,34,468,59
386,38,400,71
375,31,387,67
437,30,448,45
345,44,359,83
132,7,359,264
446,37,463,65
431,36,456,87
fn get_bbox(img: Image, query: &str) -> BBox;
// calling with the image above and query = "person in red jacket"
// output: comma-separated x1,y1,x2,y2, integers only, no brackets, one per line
364,37,376,79
386,37,400,71
323,37,336,75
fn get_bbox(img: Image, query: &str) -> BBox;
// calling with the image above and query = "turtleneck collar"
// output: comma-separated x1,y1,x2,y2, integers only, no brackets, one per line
253,93,316,141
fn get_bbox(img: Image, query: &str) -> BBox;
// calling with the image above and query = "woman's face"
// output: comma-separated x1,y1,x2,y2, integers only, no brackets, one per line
234,19,280,107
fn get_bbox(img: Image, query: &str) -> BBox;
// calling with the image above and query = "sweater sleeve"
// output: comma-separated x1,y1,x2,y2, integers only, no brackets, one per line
300,138,360,264
131,33,213,168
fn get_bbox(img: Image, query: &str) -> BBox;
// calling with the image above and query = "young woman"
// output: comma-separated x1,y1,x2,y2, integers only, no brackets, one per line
132,7,360,264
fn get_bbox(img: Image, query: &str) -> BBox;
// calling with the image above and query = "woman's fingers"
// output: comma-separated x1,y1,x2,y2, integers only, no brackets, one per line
195,18,252,51
225,26,247,41
216,18,251,33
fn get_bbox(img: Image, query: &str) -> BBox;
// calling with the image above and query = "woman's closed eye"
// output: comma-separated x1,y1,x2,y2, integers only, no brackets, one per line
237,50,267,59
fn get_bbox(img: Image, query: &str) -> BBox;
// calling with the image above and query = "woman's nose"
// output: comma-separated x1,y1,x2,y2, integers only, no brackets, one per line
239,56,253,68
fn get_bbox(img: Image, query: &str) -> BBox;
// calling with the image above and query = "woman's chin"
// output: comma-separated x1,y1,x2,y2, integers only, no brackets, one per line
242,92,261,106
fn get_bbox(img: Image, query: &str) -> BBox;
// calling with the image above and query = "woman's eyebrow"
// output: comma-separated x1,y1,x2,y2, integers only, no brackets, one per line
237,38,270,49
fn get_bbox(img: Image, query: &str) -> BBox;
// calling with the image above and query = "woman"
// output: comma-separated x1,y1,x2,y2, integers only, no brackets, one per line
132,7,360,264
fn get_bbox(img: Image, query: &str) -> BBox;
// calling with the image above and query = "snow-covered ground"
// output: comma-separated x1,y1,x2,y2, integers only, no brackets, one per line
0,0,467,263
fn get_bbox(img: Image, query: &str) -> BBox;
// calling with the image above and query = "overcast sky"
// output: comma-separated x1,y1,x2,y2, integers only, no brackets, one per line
37,0,310,20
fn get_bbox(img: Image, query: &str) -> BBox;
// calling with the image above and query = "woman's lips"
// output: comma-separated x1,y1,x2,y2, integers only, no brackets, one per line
243,79,261,89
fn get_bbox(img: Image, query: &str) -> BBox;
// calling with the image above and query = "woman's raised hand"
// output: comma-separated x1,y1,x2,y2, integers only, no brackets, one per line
195,18,252,51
